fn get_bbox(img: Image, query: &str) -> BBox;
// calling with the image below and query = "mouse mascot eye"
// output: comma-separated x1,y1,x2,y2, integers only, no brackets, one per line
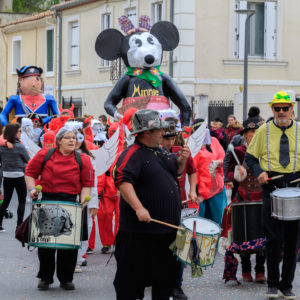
95,15,191,127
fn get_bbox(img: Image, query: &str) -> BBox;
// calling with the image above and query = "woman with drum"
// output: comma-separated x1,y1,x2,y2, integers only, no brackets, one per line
226,116,266,283
0,123,30,232
25,125,94,291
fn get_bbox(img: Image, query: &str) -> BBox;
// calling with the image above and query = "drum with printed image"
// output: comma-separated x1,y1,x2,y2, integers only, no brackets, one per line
28,201,83,249
175,216,221,267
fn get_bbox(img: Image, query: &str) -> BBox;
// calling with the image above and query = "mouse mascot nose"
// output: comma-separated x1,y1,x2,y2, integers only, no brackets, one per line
144,55,155,64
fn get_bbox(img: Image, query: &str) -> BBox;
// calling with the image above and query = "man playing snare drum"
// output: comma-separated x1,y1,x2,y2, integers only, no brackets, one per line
245,91,300,299
113,109,190,300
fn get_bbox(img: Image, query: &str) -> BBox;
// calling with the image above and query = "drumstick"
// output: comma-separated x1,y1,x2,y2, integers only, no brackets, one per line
267,175,284,181
182,199,192,204
290,177,300,184
228,144,241,165
150,218,185,231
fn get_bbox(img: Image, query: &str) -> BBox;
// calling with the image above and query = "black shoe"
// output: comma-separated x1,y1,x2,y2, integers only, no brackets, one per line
80,259,87,267
101,245,111,254
0,226,6,233
86,247,94,254
280,289,296,299
60,282,75,290
4,209,13,219
266,286,278,298
37,280,49,290
172,287,188,300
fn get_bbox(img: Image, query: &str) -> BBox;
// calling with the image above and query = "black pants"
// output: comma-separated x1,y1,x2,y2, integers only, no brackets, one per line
37,248,78,284
240,249,265,274
0,176,26,227
262,179,299,290
114,231,181,300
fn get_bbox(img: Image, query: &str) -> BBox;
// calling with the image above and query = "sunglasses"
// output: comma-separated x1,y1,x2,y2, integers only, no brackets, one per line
273,106,290,112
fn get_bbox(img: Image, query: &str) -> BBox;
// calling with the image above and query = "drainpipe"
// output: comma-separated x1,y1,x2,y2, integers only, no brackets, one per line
169,0,174,78
0,29,8,106
56,12,62,104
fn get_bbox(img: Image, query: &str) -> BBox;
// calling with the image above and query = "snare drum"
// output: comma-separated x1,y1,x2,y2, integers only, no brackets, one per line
181,208,198,219
175,217,221,267
231,201,263,244
28,201,83,249
271,187,300,220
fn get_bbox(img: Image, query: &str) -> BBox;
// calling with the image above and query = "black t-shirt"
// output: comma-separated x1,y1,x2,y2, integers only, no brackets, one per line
114,141,181,234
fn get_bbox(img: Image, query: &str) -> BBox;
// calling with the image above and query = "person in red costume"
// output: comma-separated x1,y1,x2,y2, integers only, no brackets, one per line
97,122,124,253
49,104,75,131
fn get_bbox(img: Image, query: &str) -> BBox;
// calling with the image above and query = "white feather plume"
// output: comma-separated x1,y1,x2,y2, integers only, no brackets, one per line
91,127,120,176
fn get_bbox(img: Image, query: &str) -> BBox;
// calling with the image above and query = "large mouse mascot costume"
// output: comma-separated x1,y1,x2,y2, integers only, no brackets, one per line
0,65,59,126
95,15,191,126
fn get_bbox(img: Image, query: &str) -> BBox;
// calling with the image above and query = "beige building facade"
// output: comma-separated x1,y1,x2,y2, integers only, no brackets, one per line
1,0,300,122
0,10,30,109
0,11,57,115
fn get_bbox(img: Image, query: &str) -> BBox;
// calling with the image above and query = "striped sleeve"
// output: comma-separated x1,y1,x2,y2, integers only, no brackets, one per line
114,144,141,188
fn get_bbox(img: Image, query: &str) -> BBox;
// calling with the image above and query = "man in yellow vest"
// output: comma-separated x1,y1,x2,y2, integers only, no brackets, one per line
245,91,299,299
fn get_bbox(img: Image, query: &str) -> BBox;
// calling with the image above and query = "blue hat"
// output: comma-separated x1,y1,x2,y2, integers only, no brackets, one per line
16,65,43,78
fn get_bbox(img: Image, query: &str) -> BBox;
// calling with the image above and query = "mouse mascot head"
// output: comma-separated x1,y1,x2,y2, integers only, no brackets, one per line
95,15,191,126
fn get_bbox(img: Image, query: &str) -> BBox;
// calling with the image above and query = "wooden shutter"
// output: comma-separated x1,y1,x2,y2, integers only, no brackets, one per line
264,1,276,60
71,21,79,69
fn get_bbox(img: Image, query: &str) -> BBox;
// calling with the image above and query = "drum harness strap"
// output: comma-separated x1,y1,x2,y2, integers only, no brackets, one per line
41,147,82,171
266,121,298,173
41,148,82,202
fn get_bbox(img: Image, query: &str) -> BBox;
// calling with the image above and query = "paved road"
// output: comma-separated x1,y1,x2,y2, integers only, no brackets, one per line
1,193,300,300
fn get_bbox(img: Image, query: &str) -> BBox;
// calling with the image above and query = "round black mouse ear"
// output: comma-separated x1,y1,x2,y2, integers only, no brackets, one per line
150,21,179,51
95,29,124,60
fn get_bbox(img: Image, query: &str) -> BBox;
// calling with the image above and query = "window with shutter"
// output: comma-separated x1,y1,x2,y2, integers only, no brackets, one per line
152,2,163,23
46,28,54,74
264,1,276,59
235,0,277,60
101,14,111,67
71,21,79,69
12,37,21,73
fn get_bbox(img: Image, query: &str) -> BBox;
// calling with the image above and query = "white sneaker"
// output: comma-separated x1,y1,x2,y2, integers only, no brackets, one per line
74,265,82,273
0,226,6,232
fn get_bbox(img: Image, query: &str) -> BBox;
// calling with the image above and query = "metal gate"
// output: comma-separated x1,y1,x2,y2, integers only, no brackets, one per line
208,100,234,127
